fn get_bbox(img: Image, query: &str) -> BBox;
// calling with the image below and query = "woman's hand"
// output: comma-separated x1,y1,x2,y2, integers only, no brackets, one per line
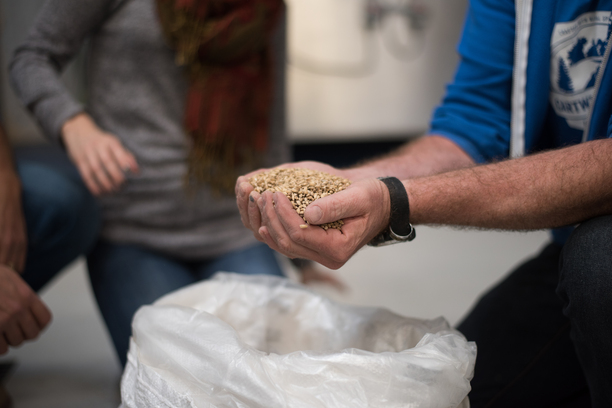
61,113,139,195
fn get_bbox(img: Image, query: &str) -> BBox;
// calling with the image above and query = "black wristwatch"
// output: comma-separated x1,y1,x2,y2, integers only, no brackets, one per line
367,176,416,247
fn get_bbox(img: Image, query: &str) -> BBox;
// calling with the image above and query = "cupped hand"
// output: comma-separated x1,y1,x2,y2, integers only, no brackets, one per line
62,113,139,196
0,265,52,354
235,161,353,242
0,172,27,273
254,178,390,269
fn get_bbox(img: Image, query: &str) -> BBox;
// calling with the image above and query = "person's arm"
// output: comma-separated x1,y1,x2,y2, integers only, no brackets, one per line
0,265,52,354
0,128,51,350
61,113,138,195
238,0,514,239
253,139,612,269
236,135,475,241
0,126,27,272
346,135,476,180
405,138,612,229
9,0,138,196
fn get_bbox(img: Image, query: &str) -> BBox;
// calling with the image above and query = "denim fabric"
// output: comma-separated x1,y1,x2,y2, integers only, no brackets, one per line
457,243,591,408
458,213,612,408
558,215,612,408
87,240,285,366
18,160,101,292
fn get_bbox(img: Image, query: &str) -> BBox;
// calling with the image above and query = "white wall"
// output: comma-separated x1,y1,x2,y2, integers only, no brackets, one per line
287,0,468,141
3,0,469,144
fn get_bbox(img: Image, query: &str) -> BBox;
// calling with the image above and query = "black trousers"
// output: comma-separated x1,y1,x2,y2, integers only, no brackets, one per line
457,215,612,408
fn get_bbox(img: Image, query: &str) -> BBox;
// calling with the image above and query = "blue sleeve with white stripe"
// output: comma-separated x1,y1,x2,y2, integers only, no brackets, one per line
429,0,516,163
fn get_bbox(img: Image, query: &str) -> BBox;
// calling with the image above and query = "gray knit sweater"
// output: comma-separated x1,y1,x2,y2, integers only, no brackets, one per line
10,0,289,259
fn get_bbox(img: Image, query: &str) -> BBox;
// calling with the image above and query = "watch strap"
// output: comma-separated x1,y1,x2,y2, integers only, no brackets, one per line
367,176,415,246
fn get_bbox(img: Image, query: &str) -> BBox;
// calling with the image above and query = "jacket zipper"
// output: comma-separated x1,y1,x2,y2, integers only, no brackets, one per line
510,0,533,158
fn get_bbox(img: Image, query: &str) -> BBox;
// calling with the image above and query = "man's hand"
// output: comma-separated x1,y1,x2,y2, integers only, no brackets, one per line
253,178,390,269
0,172,27,273
235,161,357,242
62,113,139,196
0,265,52,354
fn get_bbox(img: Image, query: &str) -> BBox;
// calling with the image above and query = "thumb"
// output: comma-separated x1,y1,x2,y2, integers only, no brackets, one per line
304,186,363,225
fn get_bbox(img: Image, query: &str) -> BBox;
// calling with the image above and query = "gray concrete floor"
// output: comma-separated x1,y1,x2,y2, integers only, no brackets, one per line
0,227,549,407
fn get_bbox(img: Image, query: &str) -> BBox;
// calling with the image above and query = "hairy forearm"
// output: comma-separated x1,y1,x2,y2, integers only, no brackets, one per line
345,135,475,180
406,139,612,230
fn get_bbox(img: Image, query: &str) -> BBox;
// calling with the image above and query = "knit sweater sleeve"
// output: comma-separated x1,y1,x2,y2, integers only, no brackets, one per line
9,0,123,143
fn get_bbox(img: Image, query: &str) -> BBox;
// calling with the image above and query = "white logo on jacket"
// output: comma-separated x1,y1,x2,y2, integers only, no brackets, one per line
550,11,611,130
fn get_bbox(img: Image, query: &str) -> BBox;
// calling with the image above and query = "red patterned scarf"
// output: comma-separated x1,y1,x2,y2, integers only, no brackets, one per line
156,0,284,193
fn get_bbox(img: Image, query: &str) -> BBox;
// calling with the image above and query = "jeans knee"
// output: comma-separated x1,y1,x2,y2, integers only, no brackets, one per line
558,215,612,313
70,185,101,253
20,162,101,254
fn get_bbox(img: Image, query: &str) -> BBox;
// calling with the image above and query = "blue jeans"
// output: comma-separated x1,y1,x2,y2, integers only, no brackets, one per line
557,216,612,408
87,240,285,367
457,215,612,408
18,160,101,291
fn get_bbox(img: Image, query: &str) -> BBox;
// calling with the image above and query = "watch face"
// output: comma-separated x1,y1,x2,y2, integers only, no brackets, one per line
368,225,416,247
389,224,416,242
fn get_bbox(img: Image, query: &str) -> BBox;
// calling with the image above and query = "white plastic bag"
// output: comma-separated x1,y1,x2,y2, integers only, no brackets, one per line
120,273,476,408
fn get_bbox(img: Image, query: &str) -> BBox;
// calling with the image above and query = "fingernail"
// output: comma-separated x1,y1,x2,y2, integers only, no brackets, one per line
249,194,255,203
306,205,322,224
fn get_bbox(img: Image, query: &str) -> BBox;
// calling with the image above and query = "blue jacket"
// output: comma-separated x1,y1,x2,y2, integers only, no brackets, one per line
429,0,612,243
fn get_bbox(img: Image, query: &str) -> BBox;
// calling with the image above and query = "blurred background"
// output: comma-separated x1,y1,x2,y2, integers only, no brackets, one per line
0,0,550,407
